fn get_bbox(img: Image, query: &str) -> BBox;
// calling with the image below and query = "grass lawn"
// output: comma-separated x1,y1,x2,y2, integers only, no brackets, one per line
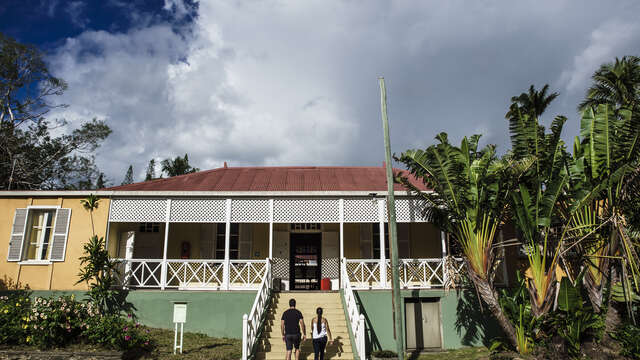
140,328,241,359
0,328,242,360
409,347,490,360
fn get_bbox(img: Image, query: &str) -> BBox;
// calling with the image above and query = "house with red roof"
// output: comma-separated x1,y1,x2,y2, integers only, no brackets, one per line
0,165,506,359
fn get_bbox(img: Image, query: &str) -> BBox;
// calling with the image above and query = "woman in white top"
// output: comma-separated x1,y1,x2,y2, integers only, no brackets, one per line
311,307,332,360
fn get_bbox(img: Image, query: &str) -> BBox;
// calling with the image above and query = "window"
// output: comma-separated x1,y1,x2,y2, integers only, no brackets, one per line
215,223,239,259
8,208,70,262
290,223,321,232
138,222,160,233
372,223,390,259
25,210,55,261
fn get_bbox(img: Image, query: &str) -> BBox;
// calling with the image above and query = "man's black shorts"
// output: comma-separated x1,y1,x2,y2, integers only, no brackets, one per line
285,334,301,351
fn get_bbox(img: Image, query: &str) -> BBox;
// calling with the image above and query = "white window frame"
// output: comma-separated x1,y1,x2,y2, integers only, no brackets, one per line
215,223,241,259
20,206,60,263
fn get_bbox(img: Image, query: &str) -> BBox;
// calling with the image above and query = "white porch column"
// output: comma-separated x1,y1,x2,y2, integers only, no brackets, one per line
268,199,274,259
440,230,447,287
161,199,171,290
222,199,232,290
339,198,344,288
123,231,135,288
440,230,447,258
339,199,344,260
378,199,387,287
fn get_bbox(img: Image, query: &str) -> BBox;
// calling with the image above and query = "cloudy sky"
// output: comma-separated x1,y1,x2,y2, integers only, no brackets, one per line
2,0,640,184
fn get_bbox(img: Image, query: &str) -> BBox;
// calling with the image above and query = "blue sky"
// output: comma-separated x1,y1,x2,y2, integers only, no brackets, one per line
2,1,640,185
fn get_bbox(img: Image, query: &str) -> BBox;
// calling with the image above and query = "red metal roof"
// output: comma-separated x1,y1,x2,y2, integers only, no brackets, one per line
105,166,429,192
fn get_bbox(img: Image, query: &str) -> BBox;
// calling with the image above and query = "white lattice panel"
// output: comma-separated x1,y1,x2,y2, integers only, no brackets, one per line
110,199,167,222
170,199,226,222
273,199,339,223
231,199,270,222
343,198,380,222
321,257,339,279
387,198,430,222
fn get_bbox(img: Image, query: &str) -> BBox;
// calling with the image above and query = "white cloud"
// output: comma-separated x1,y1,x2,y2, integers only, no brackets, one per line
45,0,640,183
65,1,88,28
560,20,640,93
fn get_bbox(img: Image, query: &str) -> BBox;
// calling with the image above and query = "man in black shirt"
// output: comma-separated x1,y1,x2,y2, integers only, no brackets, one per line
281,298,306,360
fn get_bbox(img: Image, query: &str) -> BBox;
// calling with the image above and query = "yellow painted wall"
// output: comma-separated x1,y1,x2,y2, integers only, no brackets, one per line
0,196,110,291
251,223,269,259
343,223,361,258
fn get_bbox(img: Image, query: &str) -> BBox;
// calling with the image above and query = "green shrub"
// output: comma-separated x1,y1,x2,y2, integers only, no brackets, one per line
29,295,93,348
0,292,153,352
612,323,640,359
84,313,153,351
0,292,31,345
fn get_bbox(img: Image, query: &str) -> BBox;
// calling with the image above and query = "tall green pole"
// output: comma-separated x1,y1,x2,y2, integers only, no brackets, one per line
379,77,404,359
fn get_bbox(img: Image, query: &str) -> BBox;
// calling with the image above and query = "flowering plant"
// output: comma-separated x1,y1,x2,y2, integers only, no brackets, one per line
29,295,93,348
83,313,154,350
0,292,31,344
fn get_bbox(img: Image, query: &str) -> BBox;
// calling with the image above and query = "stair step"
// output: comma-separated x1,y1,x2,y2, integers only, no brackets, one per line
256,292,354,359
255,352,355,360
258,342,352,352
264,325,349,333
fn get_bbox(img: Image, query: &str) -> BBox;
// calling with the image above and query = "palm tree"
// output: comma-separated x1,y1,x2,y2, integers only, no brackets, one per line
567,104,640,326
579,56,640,111
161,153,199,177
506,84,559,120
506,85,571,317
81,194,100,237
398,133,525,349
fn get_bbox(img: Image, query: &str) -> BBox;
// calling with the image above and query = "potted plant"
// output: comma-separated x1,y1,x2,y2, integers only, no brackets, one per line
371,350,397,359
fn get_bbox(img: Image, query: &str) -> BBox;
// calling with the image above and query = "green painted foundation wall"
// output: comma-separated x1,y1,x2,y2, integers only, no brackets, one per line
3,290,255,339
355,288,503,354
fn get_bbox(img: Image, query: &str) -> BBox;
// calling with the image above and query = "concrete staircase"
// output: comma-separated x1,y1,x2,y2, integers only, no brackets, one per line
255,292,356,360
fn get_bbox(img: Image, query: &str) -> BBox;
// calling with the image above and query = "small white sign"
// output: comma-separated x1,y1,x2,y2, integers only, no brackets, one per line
173,303,187,323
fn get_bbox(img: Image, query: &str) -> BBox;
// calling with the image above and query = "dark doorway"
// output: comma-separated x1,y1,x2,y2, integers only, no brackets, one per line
289,233,322,290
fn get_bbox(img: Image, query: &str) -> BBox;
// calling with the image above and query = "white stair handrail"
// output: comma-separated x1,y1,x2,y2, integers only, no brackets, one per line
341,258,366,359
242,258,272,360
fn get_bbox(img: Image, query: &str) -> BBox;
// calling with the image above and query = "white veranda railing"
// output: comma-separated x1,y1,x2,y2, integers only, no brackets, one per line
165,260,224,289
229,260,268,289
341,258,366,359
344,259,384,288
113,259,266,290
345,258,467,290
242,260,272,360
114,259,163,288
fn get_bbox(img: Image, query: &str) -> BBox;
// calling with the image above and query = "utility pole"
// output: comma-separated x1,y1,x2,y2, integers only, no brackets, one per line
379,77,404,359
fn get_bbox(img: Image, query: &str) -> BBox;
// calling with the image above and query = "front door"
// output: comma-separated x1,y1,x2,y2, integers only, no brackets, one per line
290,233,321,290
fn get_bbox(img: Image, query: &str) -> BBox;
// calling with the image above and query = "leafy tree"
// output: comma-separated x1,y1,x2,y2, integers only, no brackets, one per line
144,159,157,181
77,195,119,313
161,153,199,177
121,165,133,185
0,33,111,190
506,84,559,120
506,84,572,317
579,56,640,111
398,133,526,349
566,104,640,328
95,172,106,189
81,194,99,236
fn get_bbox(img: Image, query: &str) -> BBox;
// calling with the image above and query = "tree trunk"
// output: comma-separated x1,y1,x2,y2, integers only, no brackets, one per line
467,266,519,349
605,267,622,333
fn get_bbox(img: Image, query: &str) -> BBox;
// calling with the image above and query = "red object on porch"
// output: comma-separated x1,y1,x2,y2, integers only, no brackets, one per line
321,278,331,290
